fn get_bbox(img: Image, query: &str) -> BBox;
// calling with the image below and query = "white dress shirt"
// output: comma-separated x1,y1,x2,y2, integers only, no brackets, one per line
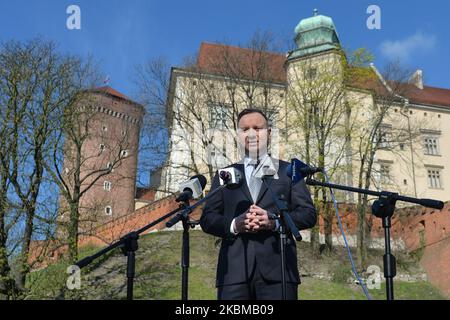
230,154,279,234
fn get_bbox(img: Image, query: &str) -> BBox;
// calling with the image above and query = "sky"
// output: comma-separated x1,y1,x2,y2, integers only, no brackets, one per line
1,0,449,100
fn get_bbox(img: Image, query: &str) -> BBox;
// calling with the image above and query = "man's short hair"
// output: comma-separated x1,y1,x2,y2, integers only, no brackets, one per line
237,108,269,128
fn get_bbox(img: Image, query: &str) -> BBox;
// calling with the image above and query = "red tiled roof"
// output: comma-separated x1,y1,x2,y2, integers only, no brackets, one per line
345,66,392,97
93,86,130,101
197,42,287,84
195,42,450,108
404,85,450,108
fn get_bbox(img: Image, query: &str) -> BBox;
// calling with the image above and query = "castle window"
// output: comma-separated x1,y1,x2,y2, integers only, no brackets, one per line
380,132,389,149
103,181,111,192
267,110,278,128
306,68,317,80
378,125,392,149
120,149,129,158
106,162,114,172
380,164,391,185
424,137,439,155
209,104,227,129
427,168,442,189
105,206,112,216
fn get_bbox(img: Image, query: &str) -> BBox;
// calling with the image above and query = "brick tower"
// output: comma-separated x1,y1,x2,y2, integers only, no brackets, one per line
60,86,145,232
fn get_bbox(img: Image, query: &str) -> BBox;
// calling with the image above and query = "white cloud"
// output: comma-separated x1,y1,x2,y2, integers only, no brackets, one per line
380,31,437,62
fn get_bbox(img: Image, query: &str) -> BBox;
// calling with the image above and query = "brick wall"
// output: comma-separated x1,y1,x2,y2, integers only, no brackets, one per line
312,202,450,297
79,194,203,247
392,202,450,297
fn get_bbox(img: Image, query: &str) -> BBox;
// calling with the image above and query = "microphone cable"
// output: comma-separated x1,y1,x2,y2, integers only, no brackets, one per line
323,170,373,300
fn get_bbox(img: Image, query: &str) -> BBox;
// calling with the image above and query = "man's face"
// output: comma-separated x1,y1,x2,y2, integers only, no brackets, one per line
237,112,271,159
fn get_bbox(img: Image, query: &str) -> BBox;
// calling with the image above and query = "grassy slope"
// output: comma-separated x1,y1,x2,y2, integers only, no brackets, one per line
26,230,446,300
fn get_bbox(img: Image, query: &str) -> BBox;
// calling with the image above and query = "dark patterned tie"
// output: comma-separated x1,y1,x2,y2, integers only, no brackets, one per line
248,161,262,203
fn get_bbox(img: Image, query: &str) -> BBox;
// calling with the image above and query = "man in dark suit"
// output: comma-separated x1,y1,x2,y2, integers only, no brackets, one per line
200,108,317,300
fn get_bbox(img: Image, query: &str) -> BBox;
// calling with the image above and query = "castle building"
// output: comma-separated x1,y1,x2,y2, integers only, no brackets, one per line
157,10,450,203
60,86,145,231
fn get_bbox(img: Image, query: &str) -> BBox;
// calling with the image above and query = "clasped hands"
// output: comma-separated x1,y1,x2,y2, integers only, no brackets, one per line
234,204,276,234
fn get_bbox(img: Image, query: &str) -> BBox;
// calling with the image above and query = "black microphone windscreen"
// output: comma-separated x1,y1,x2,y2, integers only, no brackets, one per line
286,163,293,178
220,171,231,181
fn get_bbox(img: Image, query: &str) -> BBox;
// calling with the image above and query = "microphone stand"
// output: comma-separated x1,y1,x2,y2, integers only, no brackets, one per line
165,202,200,301
180,215,200,301
166,182,233,300
261,177,302,300
305,176,443,300
75,183,228,300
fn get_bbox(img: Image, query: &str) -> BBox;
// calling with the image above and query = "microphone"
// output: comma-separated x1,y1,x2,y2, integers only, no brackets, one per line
286,158,323,184
176,174,207,202
218,167,243,189
253,156,279,179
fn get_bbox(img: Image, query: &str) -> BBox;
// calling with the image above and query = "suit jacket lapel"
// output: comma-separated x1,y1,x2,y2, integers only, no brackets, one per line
235,163,253,203
256,179,268,204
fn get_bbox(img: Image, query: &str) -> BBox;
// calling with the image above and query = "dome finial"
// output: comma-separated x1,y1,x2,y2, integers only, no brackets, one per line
313,8,318,16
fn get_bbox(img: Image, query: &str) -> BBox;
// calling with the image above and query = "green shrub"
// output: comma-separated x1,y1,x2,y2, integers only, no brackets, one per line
331,263,352,284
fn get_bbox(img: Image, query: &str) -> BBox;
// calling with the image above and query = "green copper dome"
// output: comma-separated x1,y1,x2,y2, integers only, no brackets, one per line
288,9,341,60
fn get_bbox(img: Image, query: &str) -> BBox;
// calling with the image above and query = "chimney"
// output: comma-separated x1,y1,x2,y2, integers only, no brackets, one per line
410,69,423,90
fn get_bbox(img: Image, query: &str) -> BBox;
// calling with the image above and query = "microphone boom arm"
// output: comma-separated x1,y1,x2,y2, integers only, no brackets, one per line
305,177,444,210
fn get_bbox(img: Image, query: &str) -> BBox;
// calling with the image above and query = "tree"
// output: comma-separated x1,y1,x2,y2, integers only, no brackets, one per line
133,56,170,188
0,39,98,297
351,61,426,267
286,49,360,253
0,38,108,298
